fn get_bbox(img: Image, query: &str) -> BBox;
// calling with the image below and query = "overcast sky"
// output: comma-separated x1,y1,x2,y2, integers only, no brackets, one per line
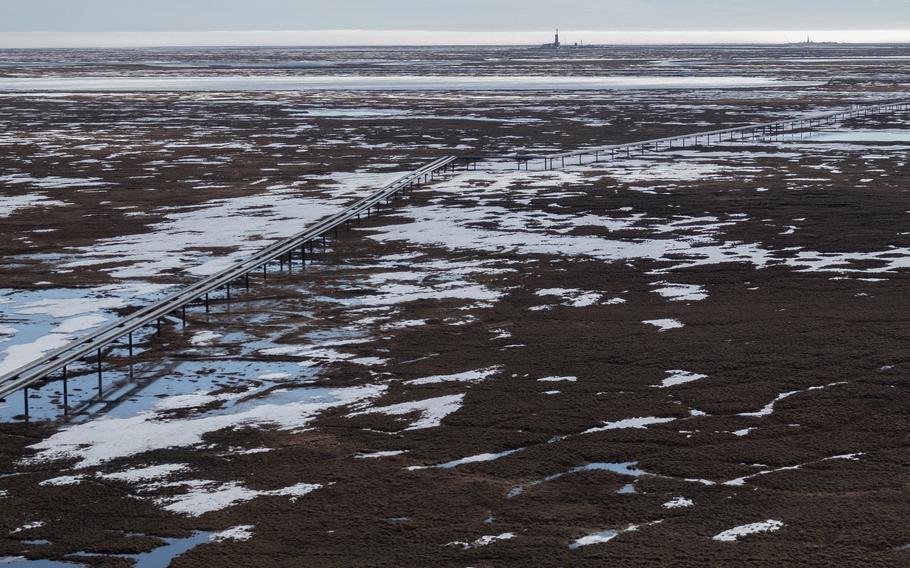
5,0,910,32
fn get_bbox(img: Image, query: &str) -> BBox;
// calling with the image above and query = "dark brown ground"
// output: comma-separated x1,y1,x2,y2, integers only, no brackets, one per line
2,45,910,567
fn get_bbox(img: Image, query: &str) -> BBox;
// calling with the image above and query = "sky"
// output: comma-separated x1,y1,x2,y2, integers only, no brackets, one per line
2,0,910,47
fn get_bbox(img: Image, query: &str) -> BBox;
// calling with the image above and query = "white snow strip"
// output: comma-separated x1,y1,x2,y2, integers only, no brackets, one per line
659,370,708,388
355,450,407,459
739,382,847,418
161,481,321,517
406,366,501,386
584,416,677,435
723,453,864,487
712,520,784,542
352,394,465,430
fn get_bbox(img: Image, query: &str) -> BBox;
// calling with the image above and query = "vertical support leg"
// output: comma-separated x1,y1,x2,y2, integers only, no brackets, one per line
205,293,210,313
245,273,250,291
129,332,134,356
182,305,187,326
23,387,29,421
97,349,103,400
62,366,68,417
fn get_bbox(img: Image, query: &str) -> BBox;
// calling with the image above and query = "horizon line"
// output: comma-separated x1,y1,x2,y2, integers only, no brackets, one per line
2,29,910,49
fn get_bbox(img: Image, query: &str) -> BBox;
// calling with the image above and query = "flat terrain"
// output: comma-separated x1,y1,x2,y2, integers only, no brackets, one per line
1,45,910,567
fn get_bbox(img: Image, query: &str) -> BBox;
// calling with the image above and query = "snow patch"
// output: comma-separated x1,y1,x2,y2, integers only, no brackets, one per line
713,520,784,542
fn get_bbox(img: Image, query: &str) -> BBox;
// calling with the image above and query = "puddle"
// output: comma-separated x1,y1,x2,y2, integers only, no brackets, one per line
70,531,215,567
